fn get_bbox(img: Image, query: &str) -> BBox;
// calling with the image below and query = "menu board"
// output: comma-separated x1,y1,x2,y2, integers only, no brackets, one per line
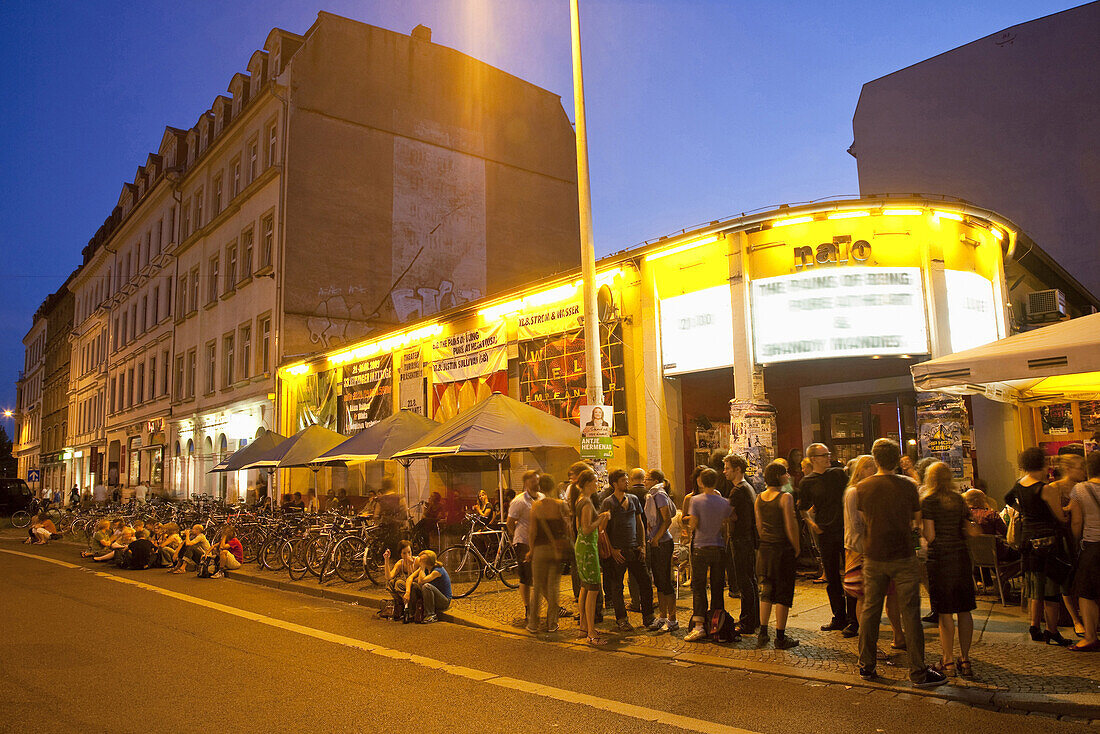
751,267,928,363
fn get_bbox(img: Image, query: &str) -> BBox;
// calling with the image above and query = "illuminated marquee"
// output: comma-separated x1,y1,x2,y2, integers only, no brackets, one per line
751,267,929,363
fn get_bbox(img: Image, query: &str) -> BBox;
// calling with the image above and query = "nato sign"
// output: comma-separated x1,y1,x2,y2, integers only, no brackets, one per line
27,468,40,483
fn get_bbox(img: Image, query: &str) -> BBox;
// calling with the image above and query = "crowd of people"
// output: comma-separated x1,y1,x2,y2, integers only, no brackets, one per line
77,517,244,578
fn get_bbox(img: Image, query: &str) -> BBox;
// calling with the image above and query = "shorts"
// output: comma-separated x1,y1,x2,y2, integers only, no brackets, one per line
514,543,532,585
757,542,796,607
1074,542,1100,601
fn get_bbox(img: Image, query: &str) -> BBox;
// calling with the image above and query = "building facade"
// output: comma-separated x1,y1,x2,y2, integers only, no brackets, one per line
14,317,46,494
40,285,74,497
278,196,1098,506
850,1,1100,298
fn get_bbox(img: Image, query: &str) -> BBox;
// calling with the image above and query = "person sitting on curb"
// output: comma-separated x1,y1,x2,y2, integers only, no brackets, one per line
124,529,156,570
26,512,61,545
94,527,134,563
82,519,113,558
171,524,210,574
407,550,452,623
210,525,244,578
155,523,184,568
383,541,418,620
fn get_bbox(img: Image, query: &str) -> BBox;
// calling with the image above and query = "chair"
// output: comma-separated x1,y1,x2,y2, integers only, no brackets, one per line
968,534,1022,606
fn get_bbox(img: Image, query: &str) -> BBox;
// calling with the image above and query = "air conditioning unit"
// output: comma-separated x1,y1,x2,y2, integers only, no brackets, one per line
1025,289,1067,321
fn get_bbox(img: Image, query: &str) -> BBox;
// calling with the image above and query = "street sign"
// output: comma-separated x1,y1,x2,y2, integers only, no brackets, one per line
27,468,40,483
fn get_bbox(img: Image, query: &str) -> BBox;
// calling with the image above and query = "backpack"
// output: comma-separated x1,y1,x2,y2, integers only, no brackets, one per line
708,608,739,643
197,555,216,578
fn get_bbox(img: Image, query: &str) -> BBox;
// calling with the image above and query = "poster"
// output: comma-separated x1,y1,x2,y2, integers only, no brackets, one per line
1040,403,1075,435
729,400,776,487
296,369,339,431
580,405,613,459
916,392,973,486
694,423,730,469
517,325,627,435
341,353,393,432
431,323,507,384
399,348,427,415
1079,400,1100,433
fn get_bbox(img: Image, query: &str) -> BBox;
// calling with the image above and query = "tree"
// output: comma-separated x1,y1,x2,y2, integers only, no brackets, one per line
0,424,15,477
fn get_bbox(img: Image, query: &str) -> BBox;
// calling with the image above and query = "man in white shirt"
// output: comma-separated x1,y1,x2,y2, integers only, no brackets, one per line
134,482,148,503
92,482,108,505
506,470,544,623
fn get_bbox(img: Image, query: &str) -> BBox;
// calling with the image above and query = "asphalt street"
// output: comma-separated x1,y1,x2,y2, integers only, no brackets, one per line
1,542,1093,734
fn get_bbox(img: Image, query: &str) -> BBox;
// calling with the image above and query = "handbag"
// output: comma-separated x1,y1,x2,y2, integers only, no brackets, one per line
598,529,612,560
1003,506,1021,549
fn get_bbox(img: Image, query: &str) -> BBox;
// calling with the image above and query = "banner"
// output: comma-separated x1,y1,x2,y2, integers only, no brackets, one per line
431,322,507,384
398,348,427,415
342,353,393,432
517,301,583,341
916,392,973,487
432,371,508,423
517,324,627,435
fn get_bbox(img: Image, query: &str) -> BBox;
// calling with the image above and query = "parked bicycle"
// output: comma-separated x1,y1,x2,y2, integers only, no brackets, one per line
436,513,519,598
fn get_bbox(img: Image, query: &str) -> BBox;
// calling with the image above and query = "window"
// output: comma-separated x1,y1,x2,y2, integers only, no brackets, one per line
168,206,176,242
148,356,156,401
189,268,199,312
259,316,271,374
152,286,160,324
186,349,196,399
239,323,251,379
194,188,203,230
127,368,134,408
212,174,222,216
266,121,278,168
222,333,235,388
137,363,144,405
177,276,188,316
205,341,216,394
247,138,258,182
120,312,128,346
162,349,170,396
231,157,241,198
130,304,137,341
174,355,185,401
260,214,274,268
109,376,117,413
241,227,253,278
207,256,219,304
140,295,147,334
154,218,163,256
225,242,237,291
181,203,191,239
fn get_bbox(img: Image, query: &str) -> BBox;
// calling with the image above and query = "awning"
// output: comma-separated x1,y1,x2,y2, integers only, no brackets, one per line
316,410,440,463
911,312,1100,404
239,424,347,469
208,429,287,473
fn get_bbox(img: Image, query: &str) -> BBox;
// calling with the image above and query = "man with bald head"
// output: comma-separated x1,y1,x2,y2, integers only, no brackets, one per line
799,442,856,634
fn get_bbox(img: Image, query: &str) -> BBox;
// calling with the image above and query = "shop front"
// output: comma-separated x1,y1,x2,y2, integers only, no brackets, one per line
168,401,271,502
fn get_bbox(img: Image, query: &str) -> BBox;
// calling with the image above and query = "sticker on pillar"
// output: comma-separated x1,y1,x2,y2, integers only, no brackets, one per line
579,405,613,460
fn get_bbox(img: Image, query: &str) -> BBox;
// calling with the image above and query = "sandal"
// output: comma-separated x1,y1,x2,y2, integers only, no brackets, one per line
890,641,907,650
956,657,973,678
1068,640,1100,652
587,635,608,647
932,659,956,676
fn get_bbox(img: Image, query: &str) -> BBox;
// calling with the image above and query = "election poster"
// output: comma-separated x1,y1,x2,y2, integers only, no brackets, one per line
579,404,613,460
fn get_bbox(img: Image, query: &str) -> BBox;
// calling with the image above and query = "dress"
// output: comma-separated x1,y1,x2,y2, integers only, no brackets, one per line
920,492,976,614
574,510,602,591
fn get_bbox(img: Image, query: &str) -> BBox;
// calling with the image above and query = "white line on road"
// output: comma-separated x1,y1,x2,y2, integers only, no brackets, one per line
2,548,759,734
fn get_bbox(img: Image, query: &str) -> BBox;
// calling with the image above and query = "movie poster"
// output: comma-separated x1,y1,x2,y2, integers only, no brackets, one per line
1040,403,1075,435
916,392,973,486
341,353,393,433
517,325,626,436
1078,400,1100,433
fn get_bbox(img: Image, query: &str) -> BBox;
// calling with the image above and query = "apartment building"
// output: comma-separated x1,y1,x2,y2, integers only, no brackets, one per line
14,317,46,494
18,12,582,499
41,285,74,497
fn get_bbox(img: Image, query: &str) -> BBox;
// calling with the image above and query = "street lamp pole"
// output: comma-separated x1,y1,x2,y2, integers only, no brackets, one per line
569,0,603,410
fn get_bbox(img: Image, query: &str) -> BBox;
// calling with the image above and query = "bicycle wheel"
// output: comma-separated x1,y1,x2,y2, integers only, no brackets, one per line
304,538,326,578
333,537,368,584
11,510,31,529
260,537,285,572
287,541,310,581
437,545,483,598
496,542,519,589
239,530,260,564
362,538,388,586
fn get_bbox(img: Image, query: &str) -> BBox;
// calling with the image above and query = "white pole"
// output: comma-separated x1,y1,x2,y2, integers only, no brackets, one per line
570,0,604,410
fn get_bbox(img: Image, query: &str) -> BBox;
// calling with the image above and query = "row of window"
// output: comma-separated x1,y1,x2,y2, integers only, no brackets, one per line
74,390,105,436
112,279,172,352
23,332,45,373
178,213,274,314
78,329,108,378
174,315,271,402
108,349,171,416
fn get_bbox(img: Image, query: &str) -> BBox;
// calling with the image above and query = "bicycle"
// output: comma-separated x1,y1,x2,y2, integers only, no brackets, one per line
436,514,519,598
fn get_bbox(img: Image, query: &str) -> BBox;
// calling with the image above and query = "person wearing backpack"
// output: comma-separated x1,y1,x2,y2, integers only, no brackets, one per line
754,461,801,649
684,468,734,642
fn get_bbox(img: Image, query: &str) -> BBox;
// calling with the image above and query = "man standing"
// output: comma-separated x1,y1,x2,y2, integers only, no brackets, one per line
626,468,649,610
856,439,946,687
506,470,544,623
134,481,148,504
600,469,655,631
799,443,855,635
92,481,107,506
724,454,760,634
644,469,678,632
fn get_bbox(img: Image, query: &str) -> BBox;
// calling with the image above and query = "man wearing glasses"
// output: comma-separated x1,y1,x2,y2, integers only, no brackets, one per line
798,443,858,635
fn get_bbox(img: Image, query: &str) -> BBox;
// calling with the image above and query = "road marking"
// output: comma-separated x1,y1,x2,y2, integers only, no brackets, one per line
2,548,759,734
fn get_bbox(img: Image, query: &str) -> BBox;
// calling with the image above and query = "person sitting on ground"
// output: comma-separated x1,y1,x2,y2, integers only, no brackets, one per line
26,512,60,545
1067,451,1100,652
171,524,210,574
755,461,801,649
94,527,134,563
384,541,418,620
210,525,244,578
407,550,452,623
156,522,184,568
82,519,113,558
124,529,156,570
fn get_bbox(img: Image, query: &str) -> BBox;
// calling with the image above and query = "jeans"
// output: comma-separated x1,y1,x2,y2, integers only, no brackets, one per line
418,581,451,617
606,547,654,622
648,539,675,596
528,545,562,630
730,538,759,629
859,556,926,677
818,531,849,623
691,546,726,619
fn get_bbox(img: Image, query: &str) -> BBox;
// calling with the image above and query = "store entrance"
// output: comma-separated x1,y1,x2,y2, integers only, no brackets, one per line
820,392,917,464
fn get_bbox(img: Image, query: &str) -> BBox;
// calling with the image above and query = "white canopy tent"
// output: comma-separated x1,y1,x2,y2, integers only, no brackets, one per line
911,312,1100,404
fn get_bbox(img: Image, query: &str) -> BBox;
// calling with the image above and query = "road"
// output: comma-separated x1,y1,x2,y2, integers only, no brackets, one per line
0,543,1092,734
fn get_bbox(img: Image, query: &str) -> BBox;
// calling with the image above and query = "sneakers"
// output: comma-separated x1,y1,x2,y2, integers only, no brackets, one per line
756,631,770,648
775,636,800,650
661,619,680,633
684,627,708,642
616,618,634,632
647,617,667,631
422,615,438,624
841,623,859,638
911,667,948,688
210,571,224,579
820,619,847,631
859,665,877,681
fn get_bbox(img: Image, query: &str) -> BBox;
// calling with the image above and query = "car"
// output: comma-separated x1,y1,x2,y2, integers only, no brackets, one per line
0,477,34,515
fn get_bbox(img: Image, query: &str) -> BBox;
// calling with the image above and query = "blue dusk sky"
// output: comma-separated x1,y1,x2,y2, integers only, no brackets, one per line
0,0,1080,414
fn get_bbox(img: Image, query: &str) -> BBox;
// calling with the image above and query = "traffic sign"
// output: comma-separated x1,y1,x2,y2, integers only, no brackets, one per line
27,468,40,483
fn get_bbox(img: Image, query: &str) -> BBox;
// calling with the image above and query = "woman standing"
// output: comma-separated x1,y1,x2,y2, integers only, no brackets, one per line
527,479,570,634
574,469,610,646
754,462,801,649
920,462,977,677
1067,451,1100,651
1011,447,1073,645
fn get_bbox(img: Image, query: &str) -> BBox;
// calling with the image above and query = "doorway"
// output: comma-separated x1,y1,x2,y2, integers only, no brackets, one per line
820,392,917,464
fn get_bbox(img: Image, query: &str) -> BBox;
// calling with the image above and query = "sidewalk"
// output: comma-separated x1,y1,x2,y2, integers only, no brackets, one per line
11,530,1099,722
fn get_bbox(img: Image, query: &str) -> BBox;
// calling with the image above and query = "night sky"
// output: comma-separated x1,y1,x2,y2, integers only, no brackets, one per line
0,0,1079,413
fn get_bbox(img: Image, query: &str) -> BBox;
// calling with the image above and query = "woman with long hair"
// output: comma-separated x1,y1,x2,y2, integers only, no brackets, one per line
920,462,977,676
574,469,610,646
